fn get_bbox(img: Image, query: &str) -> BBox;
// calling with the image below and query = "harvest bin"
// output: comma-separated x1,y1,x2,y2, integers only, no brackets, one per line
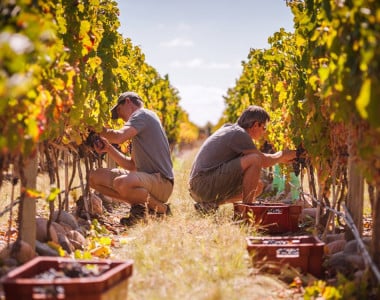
246,235,325,277
1,256,133,300
234,202,302,233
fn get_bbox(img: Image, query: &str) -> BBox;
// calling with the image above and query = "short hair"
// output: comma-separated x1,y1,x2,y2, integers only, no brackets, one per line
237,105,270,129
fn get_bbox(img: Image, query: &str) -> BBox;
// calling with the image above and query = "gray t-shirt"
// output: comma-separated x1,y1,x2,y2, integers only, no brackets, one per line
126,108,173,180
190,123,256,179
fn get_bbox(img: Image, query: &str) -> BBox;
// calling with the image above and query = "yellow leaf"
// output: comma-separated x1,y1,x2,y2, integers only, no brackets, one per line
25,188,45,199
79,21,91,39
47,241,65,256
54,78,65,91
356,78,370,119
90,245,111,258
46,187,60,202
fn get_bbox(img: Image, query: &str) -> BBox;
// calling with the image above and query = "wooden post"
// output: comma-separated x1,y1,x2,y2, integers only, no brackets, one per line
20,155,38,250
64,151,69,211
345,159,364,241
373,187,380,274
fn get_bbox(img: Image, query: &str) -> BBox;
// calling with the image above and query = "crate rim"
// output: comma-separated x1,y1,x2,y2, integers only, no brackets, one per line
1,256,134,286
246,235,325,247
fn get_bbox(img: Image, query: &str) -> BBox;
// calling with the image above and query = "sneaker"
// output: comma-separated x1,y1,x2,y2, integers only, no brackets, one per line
194,202,218,215
96,193,114,213
120,203,172,226
120,204,147,226
149,203,172,218
163,204,172,216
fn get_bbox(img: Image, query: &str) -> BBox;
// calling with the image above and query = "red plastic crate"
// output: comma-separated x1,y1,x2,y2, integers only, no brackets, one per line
234,202,302,233
246,235,325,277
1,256,133,300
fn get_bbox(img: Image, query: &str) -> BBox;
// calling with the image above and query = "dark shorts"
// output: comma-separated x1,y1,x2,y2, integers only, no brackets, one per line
189,157,243,204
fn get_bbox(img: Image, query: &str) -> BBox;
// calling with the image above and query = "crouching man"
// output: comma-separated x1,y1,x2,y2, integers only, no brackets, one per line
188,105,296,213
89,92,174,225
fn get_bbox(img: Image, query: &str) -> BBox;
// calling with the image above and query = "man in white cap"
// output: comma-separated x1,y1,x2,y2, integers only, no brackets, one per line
89,91,174,225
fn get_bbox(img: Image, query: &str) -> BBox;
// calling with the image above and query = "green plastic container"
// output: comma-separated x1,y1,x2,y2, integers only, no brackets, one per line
272,165,285,194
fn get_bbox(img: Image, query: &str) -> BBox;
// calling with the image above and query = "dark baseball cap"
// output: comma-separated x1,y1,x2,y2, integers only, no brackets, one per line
110,91,143,119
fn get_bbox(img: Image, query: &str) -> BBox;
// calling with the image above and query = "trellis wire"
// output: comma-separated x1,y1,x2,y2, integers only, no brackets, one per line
0,185,82,218
300,190,380,283
263,167,380,283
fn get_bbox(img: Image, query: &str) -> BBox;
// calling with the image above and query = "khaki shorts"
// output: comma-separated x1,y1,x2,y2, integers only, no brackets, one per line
114,169,173,203
189,157,243,204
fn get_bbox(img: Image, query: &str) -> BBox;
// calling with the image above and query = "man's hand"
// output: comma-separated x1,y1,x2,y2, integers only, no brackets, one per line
94,136,110,154
281,149,297,163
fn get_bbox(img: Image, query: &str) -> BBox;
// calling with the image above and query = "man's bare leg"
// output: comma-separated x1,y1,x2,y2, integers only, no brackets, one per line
90,168,168,213
240,154,263,203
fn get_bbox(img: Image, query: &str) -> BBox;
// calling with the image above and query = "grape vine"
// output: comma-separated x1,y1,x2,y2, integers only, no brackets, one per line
223,0,380,274
0,0,197,254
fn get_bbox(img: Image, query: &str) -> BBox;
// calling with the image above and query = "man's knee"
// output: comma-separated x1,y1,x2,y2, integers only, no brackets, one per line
113,175,137,195
241,153,263,170
88,169,99,187
256,180,264,196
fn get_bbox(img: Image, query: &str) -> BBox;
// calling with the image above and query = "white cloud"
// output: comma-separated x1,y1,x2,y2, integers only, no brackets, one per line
176,84,226,126
177,22,191,31
160,38,194,47
207,62,235,70
169,58,238,70
170,58,202,68
155,23,166,30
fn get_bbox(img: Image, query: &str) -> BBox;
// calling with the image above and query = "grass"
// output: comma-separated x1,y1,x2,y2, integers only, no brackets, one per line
0,148,297,300
111,149,293,300
1,146,376,299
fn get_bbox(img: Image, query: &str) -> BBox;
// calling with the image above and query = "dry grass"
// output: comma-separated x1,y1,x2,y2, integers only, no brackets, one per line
112,149,293,300
2,146,375,299
0,148,298,299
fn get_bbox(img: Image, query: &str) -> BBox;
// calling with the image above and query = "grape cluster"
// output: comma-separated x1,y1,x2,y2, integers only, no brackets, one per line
260,140,275,154
85,131,105,150
34,262,109,280
292,144,307,176
32,262,110,297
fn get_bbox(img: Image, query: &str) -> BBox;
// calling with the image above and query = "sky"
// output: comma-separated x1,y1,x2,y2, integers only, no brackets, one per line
116,1,294,127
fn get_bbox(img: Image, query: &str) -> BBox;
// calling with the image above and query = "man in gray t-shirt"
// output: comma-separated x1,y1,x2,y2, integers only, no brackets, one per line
89,92,174,225
188,105,296,213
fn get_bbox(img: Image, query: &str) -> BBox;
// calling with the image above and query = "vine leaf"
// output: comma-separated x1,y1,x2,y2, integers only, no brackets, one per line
25,189,45,199
46,187,60,202
356,78,370,120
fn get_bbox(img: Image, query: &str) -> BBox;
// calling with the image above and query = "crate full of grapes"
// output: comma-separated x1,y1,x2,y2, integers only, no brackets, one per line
1,256,133,300
234,202,302,233
246,235,325,277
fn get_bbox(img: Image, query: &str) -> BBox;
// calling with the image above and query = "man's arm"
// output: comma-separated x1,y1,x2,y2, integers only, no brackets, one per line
242,148,296,168
101,125,138,144
94,136,136,170
262,150,296,167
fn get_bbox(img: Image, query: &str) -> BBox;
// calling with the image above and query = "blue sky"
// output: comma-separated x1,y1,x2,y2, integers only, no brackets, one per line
116,0,294,126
